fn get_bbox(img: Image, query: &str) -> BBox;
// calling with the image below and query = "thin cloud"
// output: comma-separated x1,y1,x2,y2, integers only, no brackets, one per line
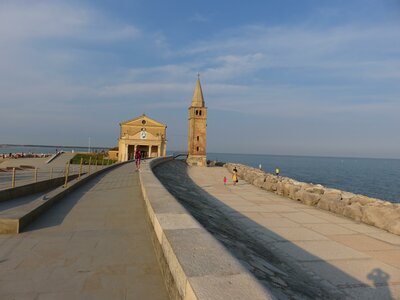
97,83,192,97
0,1,140,42
189,13,209,23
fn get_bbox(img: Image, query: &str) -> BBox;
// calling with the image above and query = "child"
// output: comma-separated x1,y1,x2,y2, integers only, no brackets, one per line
223,176,227,185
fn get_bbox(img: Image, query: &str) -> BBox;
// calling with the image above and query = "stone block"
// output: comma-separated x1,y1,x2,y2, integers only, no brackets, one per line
341,192,354,205
388,219,400,235
305,185,325,195
157,213,201,231
294,189,305,201
253,176,266,188
317,197,330,211
282,183,292,197
244,170,264,184
350,195,376,206
343,203,363,221
317,191,342,212
187,273,274,300
301,191,321,206
276,182,284,196
288,185,301,200
262,181,276,192
361,205,400,234
268,176,278,184
163,228,245,278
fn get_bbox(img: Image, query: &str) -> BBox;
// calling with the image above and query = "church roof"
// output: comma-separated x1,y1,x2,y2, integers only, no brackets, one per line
191,77,205,107
120,114,167,127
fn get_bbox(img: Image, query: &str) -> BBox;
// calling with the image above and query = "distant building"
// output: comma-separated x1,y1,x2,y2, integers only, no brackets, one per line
118,114,167,162
108,147,119,161
187,76,207,167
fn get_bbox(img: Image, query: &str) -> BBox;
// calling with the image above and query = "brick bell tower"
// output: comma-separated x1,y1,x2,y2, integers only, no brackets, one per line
187,75,207,167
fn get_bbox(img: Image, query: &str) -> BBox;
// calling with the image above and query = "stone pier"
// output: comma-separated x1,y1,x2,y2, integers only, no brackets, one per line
154,159,400,300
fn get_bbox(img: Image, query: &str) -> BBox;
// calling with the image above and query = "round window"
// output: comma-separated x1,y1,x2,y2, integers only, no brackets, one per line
142,120,146,125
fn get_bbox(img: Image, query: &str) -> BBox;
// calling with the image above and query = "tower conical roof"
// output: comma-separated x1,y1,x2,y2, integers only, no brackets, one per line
191,77,205,107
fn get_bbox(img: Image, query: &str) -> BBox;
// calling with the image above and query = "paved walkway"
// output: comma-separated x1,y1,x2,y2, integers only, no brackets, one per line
0,163,169,299
186,165,400,299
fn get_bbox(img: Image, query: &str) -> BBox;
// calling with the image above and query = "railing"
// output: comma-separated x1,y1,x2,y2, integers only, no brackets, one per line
45,151,64,164
173,152,188,159
0,158,116,190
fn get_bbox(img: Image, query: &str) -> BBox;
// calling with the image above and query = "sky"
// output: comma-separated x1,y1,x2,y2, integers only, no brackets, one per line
0,0,400,158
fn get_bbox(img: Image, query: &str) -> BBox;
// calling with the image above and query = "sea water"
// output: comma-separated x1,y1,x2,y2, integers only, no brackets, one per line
206,153,400,204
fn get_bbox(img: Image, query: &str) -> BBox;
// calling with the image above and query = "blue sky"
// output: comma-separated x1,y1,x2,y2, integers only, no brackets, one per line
0,0,400,158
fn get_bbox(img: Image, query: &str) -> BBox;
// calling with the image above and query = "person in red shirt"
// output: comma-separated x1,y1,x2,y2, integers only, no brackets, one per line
135,149,141,170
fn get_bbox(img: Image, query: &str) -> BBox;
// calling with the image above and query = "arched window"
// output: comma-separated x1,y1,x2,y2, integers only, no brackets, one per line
199,110,202,116
196,146,199,151
195,110,198,116
197,136,199,141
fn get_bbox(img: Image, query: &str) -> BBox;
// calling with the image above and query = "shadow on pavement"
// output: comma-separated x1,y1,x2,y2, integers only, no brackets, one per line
154,160,395,300
23,172,110,232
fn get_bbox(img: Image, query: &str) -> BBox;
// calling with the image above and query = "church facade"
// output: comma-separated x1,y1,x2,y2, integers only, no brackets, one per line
187,77,208,167
117,114,167,162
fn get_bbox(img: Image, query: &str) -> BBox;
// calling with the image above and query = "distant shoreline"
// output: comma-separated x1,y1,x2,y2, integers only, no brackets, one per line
0,144,110,149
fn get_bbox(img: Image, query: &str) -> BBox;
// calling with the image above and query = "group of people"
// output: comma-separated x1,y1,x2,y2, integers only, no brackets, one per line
1,152,50,159
223,167,239,186
223,166,281,186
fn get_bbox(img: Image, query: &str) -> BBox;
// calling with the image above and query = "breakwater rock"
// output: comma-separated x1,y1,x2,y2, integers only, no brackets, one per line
225,163,400,235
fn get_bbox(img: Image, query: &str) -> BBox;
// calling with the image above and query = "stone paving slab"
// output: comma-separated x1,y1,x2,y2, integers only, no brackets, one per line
303,223,357,235
187,165,400,300
330,234,399,251
0,163,169,299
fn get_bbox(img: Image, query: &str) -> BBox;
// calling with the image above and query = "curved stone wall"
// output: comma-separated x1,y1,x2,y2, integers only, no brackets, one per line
139,158,273,300
225,163,400,236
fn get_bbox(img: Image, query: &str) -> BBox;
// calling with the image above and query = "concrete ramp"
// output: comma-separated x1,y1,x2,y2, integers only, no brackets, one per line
0,163,169,299
0,153,75,169
46,152,75,167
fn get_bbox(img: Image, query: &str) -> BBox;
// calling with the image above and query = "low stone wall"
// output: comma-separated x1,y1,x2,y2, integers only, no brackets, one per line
139,157,273,300
225,163,400,236
0,174,80,202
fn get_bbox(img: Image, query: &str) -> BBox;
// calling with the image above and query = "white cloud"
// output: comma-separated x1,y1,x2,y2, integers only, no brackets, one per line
97,83,192,97
189,13,209,23
0,1,140,42
181,23,400,80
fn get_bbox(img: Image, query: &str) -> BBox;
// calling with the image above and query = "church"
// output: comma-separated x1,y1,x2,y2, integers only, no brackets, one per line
117,114,167,162
115,77,207,165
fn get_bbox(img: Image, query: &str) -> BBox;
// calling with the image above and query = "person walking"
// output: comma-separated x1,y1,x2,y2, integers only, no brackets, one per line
232,167,238,185
135,149,142,170
223,176,227,185
275,167,280,177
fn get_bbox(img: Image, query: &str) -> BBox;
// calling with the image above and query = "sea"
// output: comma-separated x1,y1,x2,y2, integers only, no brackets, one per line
1,145,399,204
206,153,400,204
0,145,107,155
